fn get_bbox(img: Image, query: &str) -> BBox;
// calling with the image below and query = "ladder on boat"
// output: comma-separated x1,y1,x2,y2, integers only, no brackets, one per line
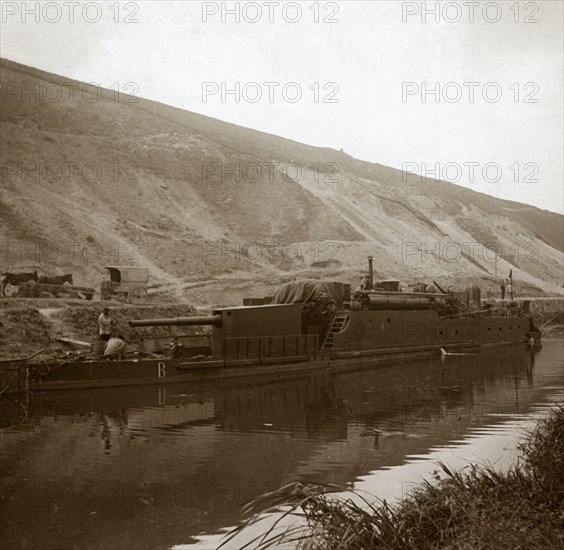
321,312,350,350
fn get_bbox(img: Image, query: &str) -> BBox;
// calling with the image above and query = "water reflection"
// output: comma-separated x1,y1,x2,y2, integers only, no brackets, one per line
1,339,562,550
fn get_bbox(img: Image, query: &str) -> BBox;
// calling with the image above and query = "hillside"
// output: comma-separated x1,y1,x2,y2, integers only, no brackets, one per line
1,58,562,305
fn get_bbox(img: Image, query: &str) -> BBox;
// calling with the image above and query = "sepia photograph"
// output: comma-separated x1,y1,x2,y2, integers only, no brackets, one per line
1,1,563,549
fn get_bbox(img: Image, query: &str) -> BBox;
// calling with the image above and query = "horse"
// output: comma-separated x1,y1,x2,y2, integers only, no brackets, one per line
38,274,73,286
1,271,38,296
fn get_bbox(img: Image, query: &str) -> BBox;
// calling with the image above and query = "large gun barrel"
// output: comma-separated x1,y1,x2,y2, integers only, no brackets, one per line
129,315,222,328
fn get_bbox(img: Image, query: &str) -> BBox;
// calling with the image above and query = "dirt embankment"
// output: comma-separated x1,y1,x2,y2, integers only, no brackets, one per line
0,305,53,359
0,300,202,359
526,298,564,326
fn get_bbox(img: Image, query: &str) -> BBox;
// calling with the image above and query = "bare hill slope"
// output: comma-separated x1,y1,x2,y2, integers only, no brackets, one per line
1,58,562,303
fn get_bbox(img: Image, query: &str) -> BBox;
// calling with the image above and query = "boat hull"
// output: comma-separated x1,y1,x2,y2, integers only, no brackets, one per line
1,310,540,393
1,342,530,394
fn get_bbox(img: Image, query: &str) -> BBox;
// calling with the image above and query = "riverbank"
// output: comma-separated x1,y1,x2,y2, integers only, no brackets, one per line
0,300,202,359
234,406,564,550
524,297,564,326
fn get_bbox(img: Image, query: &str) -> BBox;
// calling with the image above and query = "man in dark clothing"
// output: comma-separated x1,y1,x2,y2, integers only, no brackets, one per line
500,282,506,300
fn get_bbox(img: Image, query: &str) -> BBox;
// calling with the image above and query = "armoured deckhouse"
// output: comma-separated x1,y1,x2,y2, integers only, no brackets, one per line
132,270,540,363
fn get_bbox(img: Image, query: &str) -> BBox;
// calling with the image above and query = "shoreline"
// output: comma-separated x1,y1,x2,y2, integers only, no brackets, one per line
226,406,564,550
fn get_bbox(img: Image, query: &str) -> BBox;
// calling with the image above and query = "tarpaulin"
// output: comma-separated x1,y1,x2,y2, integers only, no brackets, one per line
273,280,337,306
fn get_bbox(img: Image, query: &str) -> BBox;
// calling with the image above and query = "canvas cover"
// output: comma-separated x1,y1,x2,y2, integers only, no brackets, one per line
273,280,337,306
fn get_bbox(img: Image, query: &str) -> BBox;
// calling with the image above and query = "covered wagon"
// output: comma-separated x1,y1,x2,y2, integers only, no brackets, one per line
100,266,149,303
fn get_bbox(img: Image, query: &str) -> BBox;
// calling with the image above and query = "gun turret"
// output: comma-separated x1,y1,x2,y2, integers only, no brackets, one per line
129,315,222,328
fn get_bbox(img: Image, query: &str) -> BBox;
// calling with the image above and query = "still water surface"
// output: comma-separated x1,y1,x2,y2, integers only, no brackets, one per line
1,334,563,550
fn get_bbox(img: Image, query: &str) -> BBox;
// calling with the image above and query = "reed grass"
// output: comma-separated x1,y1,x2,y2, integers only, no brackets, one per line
222,407,564,550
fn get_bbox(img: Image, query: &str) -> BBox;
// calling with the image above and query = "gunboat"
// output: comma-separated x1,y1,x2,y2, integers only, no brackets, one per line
0,259,541,393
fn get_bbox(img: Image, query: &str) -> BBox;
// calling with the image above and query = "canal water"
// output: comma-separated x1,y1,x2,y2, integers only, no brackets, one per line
1,332,563,550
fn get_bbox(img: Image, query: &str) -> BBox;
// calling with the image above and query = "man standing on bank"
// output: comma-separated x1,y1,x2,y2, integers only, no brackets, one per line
98,308,112,341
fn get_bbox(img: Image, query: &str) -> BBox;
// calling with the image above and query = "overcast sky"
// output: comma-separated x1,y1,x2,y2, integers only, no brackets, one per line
2,0,563,213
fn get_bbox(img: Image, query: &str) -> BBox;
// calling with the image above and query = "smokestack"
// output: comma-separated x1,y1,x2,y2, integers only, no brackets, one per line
368,256,374,290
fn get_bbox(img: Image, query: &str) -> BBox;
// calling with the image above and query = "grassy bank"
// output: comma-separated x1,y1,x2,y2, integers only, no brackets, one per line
230,407,564,550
